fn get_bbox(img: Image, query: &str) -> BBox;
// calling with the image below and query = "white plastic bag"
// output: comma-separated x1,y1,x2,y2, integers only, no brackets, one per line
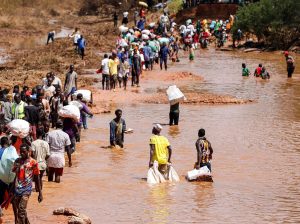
58,105,80,122
166,85,186,105
7,119,30,138
186,166,211,181
147,161,166,184
73,89,92,102
0,146,18,184
168,166,180,182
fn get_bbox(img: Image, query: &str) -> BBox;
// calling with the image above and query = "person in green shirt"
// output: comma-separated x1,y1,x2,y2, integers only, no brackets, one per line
242,63,250,77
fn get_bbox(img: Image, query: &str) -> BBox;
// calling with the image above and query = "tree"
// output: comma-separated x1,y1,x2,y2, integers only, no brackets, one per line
232,0,300,49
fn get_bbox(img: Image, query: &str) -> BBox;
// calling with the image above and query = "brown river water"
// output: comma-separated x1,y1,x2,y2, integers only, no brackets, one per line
5,49,300,223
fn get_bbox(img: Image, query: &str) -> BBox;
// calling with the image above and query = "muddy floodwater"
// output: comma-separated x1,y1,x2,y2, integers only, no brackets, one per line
5,49,300,223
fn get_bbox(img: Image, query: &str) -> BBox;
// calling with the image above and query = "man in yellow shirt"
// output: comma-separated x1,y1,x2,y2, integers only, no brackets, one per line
108,52,119,91
149,124,172,177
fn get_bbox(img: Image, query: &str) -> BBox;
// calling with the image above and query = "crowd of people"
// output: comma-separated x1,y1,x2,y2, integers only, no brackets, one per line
0,4,297,223
0,65,97,223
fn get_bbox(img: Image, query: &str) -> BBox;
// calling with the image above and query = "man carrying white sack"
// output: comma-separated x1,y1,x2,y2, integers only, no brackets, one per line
149,124,173,179
195,128,213,172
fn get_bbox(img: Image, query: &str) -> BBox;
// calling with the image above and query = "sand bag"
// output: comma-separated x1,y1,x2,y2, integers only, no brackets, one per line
147,161,166,184
168,166,180,182
166,85,186,105
186,166,211,181
58,105,80,122
7,119,30,138
73,90,92,102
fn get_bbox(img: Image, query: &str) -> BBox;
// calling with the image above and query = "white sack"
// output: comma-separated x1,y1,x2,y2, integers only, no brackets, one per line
7,119,30,138
73,89,92,102
186,166,211,181
69,101,83,110
166,85,186,105
58,105,80,122
142,34,149,40
147,161,166,184
119,25,129,33
142,29,151,35
168,166,180,182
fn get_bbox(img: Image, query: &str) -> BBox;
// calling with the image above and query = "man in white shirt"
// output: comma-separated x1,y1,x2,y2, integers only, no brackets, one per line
69,28,81,52
46,120,71,183
43,76,56,100
42,72,62,89
101,54,110,90
64,65,78,100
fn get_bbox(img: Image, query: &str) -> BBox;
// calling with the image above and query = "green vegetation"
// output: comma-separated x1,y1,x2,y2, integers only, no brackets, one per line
232,0,300,49
167,0,183,15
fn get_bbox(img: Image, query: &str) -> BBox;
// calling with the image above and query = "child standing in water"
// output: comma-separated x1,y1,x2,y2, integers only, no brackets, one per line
242,63,250,76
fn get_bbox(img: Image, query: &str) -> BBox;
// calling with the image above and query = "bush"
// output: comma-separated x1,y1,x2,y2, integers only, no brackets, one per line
167,0,183,15
232,0,300,49
78,0,100,16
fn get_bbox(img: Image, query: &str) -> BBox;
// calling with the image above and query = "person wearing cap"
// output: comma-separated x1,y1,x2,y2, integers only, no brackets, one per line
149,124,173,177
64,64,78,100
195,128,213,172
110,109,126,148
284,51,295,78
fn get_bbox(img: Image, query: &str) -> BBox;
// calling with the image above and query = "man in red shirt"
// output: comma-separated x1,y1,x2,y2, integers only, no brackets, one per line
254,64,263,77
12,144,43,224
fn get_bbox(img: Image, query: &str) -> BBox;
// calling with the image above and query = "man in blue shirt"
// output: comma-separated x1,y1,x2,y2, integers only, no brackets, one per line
143,42,152,70
77,35,86,60
159,42,170,71
110,109,126,148
137,18,145,30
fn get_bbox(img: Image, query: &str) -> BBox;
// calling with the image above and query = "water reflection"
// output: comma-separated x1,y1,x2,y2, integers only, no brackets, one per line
148,185,171,224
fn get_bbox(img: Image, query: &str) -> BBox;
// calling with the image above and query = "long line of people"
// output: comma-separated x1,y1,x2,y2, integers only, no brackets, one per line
0,66,94,223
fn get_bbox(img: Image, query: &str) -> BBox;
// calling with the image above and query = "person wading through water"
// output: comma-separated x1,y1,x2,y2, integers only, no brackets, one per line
195,128,213,172
284,51,295,78
109,109,126,148
149,124,173,178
